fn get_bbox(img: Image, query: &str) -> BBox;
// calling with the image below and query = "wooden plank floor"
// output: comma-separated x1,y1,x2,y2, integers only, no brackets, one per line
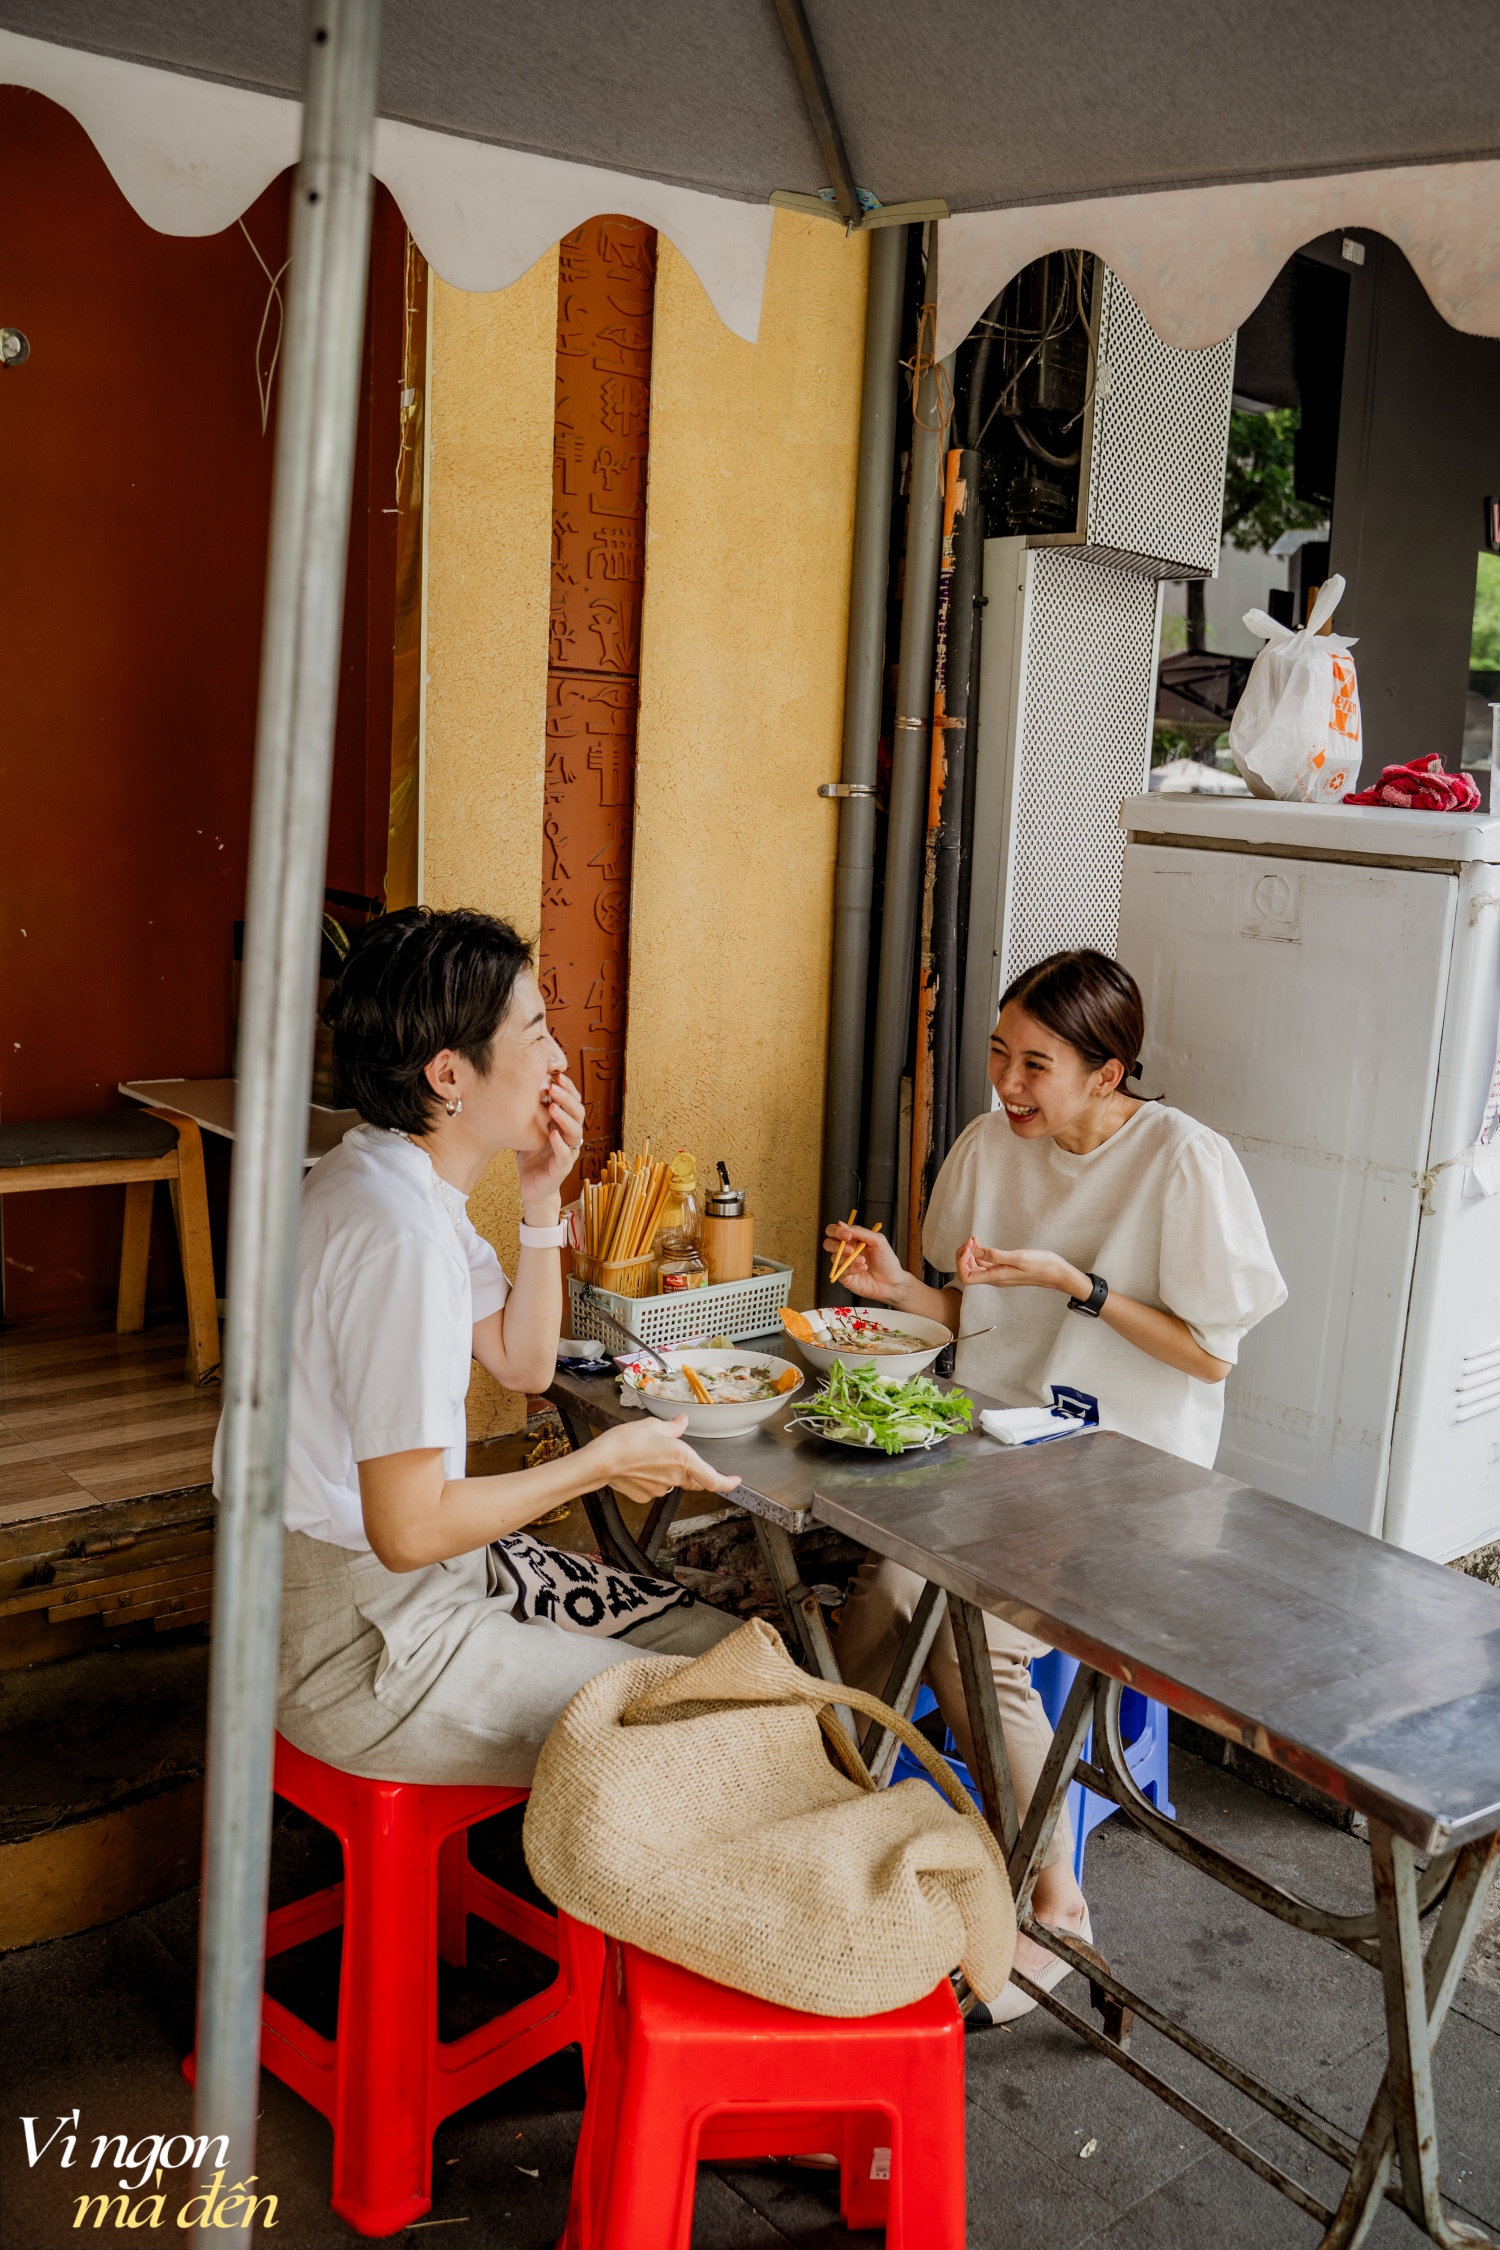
0,1319,218,1527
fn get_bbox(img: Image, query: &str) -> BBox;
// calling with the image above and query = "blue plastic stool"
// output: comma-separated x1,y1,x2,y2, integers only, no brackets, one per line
890,1652,1174,1883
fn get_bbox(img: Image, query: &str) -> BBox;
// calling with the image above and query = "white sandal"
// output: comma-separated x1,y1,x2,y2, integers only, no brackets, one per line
967,1907,1093,2029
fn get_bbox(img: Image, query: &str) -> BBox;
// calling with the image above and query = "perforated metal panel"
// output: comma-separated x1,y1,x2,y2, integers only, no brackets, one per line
1000,550,1160,988
1079,269,1235,575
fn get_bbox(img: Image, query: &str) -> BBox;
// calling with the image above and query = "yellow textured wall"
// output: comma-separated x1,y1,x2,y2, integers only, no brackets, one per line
422,253,556,1435
623,214,868,1302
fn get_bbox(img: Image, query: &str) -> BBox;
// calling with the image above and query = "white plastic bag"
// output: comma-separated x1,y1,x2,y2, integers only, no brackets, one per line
1229,574,1362,802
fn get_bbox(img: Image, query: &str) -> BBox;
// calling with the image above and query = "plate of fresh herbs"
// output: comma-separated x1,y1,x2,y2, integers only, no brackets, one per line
789,1359,973,1456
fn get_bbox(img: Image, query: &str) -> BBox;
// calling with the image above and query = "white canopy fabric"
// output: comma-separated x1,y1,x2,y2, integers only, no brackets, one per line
0,26,775,341
938,162,1500,357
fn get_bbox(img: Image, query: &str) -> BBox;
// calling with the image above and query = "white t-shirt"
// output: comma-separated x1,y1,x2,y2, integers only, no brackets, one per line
221,1125,509,1550
924,1102,1286,1469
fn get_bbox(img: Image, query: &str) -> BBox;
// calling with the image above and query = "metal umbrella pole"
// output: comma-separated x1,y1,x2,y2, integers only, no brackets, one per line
193,0,382,2193
863,224,951,1240
820,221,907,1242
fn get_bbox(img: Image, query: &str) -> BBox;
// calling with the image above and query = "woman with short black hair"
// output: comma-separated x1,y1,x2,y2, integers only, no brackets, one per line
829,949,1285,2023
251,906,741,1791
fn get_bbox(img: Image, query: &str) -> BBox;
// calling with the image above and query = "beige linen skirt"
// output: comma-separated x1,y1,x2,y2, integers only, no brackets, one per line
277,1529,735,1788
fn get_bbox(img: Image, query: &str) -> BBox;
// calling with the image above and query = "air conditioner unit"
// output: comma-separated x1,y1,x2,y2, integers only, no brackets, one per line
1057,265,1235,577
981,259,1234,577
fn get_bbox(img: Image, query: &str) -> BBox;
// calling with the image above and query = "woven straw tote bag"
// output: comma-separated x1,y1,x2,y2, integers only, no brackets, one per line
523,1617,1015,2016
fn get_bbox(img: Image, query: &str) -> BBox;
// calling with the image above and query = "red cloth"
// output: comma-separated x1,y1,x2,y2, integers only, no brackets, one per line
1344,753,1482,810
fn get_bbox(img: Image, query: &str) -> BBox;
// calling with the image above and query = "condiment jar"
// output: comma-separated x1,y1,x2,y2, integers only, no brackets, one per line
656,1230,708,1292
701,1184,754,1283
653,1151,700,1256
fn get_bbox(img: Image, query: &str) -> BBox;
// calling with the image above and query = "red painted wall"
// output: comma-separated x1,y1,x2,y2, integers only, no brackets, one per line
0,90,402,1319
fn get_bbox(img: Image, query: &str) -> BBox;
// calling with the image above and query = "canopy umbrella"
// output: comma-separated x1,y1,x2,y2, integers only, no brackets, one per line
8,0,1500,2198
7,2,1500,349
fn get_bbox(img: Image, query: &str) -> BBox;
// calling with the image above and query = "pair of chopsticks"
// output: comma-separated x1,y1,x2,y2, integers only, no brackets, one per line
829,1210,881,1289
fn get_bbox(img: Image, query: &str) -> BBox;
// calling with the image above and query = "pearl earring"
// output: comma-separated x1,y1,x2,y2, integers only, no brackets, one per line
445,1098,462,1117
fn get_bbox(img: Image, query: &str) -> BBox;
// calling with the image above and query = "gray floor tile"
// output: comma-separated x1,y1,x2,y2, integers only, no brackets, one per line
1454,1967,1500,2039
426,2105,584,2249
963,2101,1120,2250
704,2162,875,2246
1090,2147,1437,2250
693,2166,804,2245
965,1996,1204,2210
1080,1758,1387,2098
1300,2012,1500,2233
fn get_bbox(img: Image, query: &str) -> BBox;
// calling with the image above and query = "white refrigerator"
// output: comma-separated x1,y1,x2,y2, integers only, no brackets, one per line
1115,795,1500,1560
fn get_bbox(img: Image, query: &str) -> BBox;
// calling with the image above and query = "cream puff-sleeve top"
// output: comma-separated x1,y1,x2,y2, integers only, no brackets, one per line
923,1101,1286,1469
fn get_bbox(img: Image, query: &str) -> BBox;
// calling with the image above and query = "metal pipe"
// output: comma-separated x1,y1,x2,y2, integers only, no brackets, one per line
909,445,984,1268
821,222,906,1240
193,0,381,2190
952,522,984,1110
906,448,959,1268
928,454,983,1201
864,225,951,1237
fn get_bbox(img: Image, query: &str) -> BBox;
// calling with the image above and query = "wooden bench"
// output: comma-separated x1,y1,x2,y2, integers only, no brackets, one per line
0,1108,220,1382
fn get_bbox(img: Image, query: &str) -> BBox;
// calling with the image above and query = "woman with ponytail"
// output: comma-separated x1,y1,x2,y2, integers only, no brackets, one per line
829,948,1285,2024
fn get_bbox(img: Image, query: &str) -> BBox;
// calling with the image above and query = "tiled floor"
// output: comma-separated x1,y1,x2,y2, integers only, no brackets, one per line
0,1318,218,1524
1,1748,1495,2248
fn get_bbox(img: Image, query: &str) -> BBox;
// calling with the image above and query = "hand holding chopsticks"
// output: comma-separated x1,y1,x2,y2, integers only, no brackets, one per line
829,1221,881,1289
822,1216,905,1303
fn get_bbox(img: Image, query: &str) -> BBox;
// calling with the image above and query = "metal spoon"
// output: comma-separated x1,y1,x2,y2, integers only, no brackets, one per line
577,1285,672,1373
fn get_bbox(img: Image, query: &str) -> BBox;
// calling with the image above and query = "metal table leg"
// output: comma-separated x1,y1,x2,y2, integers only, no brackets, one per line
638,1489,681,1564
949,1595,1021,1856
1318,1827,1498,2250
750,1515,859,1747
860,1580,948,1784
1000,1669,1499,2250
546,1387,668,1578
1005,1659,1097,1919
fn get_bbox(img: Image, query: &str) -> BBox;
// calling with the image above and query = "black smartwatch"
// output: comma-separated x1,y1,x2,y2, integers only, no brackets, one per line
1067,1273,1109,1318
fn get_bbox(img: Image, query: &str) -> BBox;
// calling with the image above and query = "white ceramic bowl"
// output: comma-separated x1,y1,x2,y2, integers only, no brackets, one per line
792,1309,952,1382
621,1347,803,1438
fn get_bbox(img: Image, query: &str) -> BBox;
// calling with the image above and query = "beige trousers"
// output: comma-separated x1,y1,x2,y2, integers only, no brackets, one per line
836,1554,1073,1872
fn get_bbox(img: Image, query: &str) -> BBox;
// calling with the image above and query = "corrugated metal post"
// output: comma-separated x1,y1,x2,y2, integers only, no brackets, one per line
193,0,382,2196
820,223,907,1245
864,224,951,1240
909,445,983,1267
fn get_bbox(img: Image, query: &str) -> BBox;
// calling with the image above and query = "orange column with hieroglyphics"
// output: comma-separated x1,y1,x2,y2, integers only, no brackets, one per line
542,218,657,1190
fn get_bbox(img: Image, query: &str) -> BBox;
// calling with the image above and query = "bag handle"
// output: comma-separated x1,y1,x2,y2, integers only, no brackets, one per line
1306,572,1345,636
1242,607,1293,645
812,1681,1008,1874
619,1621,1007,1873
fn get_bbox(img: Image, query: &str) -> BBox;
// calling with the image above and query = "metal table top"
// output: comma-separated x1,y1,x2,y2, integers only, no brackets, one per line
551,1354,1500,1852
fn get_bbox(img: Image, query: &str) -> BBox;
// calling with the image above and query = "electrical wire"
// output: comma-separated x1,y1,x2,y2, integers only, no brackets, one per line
394,230,424,507
239,217,289,437
1012,417,1082,469
904,296,955,442
966,250,1093,456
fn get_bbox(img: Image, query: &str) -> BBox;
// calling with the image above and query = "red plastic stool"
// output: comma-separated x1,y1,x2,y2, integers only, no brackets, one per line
559,1923,965,2249
185,1735,605,2238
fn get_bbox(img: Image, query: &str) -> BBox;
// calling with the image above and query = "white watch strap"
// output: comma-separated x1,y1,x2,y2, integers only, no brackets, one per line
518,1219,569,1248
